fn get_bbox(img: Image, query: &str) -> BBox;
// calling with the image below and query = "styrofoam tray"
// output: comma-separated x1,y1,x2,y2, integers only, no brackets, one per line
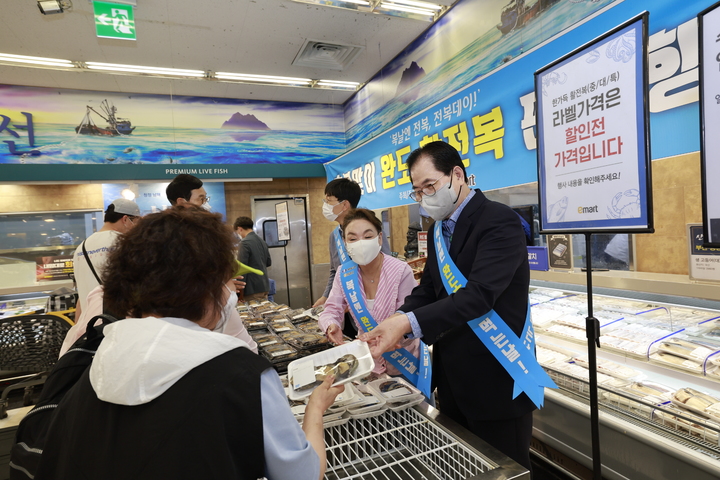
367,377,423,404
387,396,424,412
346,385,386,415
349,407,388,420
323,412,351,428
287,340,374,400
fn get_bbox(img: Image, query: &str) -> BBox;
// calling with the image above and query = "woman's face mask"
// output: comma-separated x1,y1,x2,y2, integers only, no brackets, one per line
214,284,237,334
346,236,382,266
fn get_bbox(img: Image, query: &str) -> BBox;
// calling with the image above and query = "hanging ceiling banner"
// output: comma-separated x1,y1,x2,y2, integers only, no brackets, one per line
535,13,653,234
700,1,720,247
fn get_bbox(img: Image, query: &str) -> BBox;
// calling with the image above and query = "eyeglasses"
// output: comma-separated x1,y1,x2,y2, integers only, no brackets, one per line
322,198,342,206
409,175,448,202
127,216,138,224
199,195,211,204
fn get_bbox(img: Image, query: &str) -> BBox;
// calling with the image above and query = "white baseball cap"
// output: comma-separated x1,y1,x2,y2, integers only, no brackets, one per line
108,198,140,216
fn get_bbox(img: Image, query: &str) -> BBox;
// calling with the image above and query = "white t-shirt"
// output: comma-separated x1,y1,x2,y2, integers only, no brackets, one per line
72,230,120,313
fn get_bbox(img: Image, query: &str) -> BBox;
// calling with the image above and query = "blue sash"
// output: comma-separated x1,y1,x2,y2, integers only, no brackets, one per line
333,226,350,265
340,261,432,398
433,221,556,408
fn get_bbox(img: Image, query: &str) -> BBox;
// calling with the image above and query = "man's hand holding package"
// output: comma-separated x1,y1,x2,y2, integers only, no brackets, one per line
358,313,411,358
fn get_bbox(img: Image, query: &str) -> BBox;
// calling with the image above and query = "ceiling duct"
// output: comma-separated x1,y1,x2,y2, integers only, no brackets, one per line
292,39,365,71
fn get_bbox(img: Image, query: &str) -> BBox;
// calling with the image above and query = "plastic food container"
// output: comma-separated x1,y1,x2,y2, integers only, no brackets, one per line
287,340,374,400
367,377,423,404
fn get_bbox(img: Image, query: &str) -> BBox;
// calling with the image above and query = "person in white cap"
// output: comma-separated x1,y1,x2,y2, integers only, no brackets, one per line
71,199,140,317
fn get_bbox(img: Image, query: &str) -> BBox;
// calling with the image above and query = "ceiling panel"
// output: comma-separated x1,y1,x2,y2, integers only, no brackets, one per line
0,0,457,104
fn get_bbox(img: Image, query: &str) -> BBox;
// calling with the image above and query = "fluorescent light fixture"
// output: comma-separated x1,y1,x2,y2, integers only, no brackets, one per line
379,2,436,16
316,80,360,89
85,62,205,78
342,0,370,4
0,53,74,68
216,72,312,86
386,0,442,10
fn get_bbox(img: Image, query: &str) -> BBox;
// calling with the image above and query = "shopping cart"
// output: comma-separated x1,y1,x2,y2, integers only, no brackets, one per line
0,312,73,418
323,404,530,480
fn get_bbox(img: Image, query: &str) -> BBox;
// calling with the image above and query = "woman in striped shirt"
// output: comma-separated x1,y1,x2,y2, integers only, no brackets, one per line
319,208,419,376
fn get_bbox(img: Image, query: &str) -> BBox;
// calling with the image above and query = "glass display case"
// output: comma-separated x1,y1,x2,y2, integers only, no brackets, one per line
0,210,102,290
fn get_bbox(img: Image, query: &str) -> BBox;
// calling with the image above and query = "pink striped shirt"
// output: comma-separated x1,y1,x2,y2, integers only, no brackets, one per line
319,254,419,375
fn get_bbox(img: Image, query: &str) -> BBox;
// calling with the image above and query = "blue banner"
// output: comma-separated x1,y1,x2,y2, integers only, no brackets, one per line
339,262,432,398
527,246,549,271
325,0,716,211
433,222,556,408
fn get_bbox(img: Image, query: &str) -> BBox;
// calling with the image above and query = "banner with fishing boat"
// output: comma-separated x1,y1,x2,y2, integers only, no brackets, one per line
0,84,345,168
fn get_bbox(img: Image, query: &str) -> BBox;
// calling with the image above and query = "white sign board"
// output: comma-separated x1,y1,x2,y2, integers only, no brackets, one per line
535,14,652,234
700,3,720,246
688,224,720,282
275,201,290,242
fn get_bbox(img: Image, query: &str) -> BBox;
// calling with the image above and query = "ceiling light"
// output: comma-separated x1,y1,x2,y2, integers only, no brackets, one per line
85,62,206,78
37,0,67,15
386,0,441,10
290,0,446,20
316,80,360,90
0,53,74,68
121,189,136,201
215,72,312,86
379,2,436,16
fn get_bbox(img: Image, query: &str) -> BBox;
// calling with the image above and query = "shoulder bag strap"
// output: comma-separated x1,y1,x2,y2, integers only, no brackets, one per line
81,240,103,286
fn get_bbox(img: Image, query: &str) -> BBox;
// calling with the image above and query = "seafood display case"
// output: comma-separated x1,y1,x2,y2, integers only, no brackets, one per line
530,282,720,480
323,403,530,480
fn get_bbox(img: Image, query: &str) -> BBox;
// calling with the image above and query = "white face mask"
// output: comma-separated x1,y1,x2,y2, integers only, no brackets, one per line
214,285,237,334
322,201,341,222
346,236,382,266
421,175,462,221
201,202,212,212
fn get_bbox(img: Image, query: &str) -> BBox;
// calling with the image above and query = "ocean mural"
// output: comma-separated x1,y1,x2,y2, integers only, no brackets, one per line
0,85,345,166
343,0,620,149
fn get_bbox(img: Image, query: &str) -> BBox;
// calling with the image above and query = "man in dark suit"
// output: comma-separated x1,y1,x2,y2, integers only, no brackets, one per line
234,217,272,302
360,141,535,471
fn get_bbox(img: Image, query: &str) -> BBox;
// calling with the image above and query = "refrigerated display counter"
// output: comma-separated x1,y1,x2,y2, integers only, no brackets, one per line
324,403,530,480
530,282,720,480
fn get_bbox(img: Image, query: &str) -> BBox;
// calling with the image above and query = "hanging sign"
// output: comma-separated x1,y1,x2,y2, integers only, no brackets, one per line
94,1,136,40
535,13,653,234
700,2,720,247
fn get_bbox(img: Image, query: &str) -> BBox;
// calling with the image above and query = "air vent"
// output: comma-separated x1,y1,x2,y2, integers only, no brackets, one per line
292,39,364,71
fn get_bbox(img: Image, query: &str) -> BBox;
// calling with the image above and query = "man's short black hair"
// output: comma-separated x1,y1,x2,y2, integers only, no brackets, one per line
406,141,468,182
104,204,127,223
233,216,254,231
324,178,361,208
166,174,203,205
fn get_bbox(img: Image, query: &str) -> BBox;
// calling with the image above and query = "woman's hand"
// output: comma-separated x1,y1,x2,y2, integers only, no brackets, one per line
306,375,344,414
325,324,344,346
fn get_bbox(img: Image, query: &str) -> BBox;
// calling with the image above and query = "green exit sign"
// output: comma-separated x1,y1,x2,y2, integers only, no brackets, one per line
93,1,136,40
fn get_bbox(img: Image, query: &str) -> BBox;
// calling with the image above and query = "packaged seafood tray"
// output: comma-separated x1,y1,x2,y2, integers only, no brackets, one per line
652,404,720,443
268,317,295,334
279,329,328,350
240,314,267,331
386,396,425,412
535,341,574,366
650,352,703,373
261,342,299,365
657,337,720,363
346,383,387,415
288,308,317,324
250,329,283,349
671,388,720,418
367,377,424,404
295,319,323,334
287,340,374,400
572,356,643,381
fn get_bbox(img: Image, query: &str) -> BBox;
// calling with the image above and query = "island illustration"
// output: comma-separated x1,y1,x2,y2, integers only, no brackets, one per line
222,112,270,142
395,61,427,102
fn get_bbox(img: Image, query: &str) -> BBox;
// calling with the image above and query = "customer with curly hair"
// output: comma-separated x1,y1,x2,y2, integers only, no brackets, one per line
37,207,343,480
